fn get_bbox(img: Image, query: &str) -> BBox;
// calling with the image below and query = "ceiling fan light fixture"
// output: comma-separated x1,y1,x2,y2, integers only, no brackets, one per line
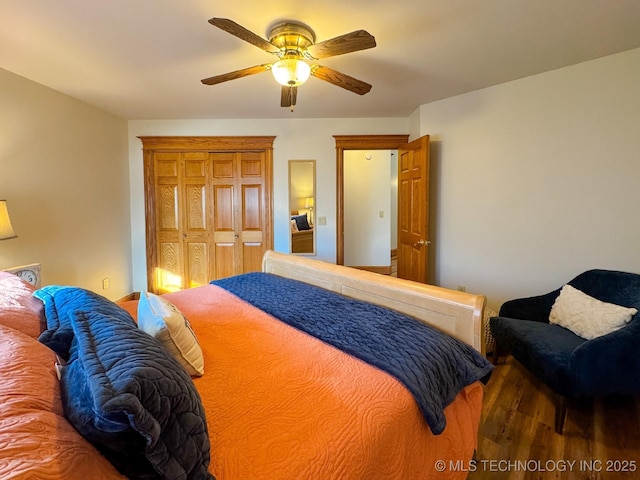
272,57,311,87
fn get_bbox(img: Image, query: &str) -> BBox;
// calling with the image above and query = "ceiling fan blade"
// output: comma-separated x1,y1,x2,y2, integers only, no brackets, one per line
208,18,280,54
311,65,372,95
305,30,376,60
281,86,298,109
201,64,272,85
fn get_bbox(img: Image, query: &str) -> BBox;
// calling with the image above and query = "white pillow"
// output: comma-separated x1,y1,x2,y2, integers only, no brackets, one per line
137,291,204,376
549,284,638,340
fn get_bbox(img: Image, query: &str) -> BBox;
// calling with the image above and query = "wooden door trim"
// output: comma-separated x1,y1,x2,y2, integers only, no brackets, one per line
142,147,158,292
139,136,276,151
140,136,275,292
334,134,409,265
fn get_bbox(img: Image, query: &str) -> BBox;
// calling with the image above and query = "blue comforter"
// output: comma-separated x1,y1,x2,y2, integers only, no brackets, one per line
212,272,493,435
35,286,213,480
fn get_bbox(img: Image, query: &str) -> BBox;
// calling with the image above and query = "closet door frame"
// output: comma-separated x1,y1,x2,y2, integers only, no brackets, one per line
140,136,275,293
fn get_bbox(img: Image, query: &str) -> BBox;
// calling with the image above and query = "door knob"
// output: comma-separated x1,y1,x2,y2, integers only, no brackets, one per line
413,239,429,248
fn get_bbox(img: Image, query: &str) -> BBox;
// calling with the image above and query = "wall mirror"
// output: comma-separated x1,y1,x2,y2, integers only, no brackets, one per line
289,160,315,255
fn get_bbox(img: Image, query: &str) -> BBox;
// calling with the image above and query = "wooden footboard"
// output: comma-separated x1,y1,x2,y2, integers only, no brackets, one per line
262,250,486,355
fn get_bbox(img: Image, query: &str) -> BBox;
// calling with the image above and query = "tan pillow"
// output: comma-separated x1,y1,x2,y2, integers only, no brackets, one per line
137,291,204,376
549,284,638,340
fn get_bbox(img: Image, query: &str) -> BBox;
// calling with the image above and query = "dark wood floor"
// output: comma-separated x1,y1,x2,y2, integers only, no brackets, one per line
469,355,640,480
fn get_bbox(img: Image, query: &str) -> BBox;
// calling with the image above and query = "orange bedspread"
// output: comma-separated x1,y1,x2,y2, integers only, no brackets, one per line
122,284,484,479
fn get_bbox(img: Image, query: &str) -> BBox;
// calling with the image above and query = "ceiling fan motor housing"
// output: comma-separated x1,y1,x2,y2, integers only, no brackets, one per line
268,22,316,54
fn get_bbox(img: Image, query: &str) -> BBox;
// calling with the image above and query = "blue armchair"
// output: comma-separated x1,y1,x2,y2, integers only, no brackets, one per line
490,269,640,434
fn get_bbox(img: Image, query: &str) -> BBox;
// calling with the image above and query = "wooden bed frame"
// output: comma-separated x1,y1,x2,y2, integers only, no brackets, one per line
262,250,486,355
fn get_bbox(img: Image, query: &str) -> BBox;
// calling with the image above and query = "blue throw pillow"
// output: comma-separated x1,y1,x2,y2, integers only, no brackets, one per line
37,287,214,480
35,285,136,359
291,213,310,231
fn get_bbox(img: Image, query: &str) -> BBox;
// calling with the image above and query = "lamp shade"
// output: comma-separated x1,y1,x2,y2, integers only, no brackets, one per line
304,197,314,209
272,58,311,87
0,200,17,240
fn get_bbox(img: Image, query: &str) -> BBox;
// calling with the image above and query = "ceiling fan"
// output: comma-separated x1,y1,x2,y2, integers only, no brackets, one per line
201,18,376,110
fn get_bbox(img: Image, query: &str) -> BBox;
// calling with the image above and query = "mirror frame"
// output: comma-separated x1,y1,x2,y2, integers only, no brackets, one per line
288,160,316,256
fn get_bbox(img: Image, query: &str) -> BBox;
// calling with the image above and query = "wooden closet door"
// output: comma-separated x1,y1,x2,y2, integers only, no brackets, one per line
154,152,211,292
238,151,268,273
182,152,211,288
211,151,267,279
142,136,274,294
154,152,183,292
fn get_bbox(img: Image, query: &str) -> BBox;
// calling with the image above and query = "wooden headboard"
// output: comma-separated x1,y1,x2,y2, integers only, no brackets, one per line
262,250,486,355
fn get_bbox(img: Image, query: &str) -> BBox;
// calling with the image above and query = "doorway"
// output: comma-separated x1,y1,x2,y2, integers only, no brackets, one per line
343,149,397,274
335,134,431,284
334,134,408,266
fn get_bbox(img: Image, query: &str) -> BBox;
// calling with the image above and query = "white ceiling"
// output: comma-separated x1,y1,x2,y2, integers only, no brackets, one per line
2,0,639,120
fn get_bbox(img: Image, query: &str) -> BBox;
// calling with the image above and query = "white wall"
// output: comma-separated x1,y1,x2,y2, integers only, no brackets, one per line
419,48,640,310
344,150,392,267
0,68,131,299
128,118,409,291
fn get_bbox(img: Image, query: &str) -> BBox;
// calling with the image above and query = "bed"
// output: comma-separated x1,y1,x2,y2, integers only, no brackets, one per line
0,251,492,480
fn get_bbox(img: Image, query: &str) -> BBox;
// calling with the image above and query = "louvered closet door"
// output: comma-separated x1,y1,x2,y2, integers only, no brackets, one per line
154,152,211,292
211,151,267,279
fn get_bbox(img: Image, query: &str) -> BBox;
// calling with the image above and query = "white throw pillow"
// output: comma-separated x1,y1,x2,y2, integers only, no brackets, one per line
549,284,638,340
137,291,204,376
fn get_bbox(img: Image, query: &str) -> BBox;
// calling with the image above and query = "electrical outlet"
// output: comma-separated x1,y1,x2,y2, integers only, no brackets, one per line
457,285,466,292
317,216,327,225
102,278,110,290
